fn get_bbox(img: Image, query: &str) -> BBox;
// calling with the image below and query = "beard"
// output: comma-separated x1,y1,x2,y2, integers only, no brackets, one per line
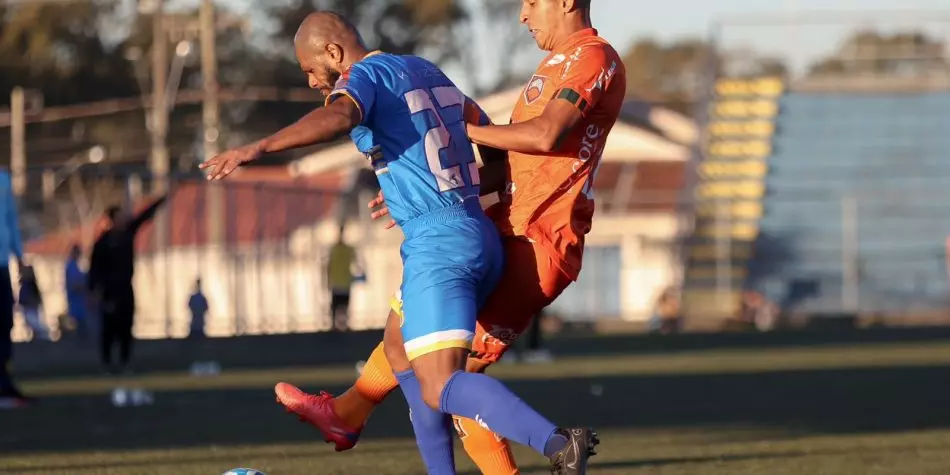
322,66,342,94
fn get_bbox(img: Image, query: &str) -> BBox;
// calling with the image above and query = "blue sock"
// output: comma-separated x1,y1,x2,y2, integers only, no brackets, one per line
439,371,563,457
396,370,456,474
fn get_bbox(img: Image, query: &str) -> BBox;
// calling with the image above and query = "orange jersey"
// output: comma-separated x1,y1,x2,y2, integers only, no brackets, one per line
488,28,626,279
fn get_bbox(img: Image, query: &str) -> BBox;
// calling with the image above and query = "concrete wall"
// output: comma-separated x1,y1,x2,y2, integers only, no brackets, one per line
14,211,685,341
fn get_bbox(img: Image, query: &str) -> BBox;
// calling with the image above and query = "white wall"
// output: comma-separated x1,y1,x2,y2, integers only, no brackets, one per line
13,219,406,341
14,211,685,340
586,213,683,321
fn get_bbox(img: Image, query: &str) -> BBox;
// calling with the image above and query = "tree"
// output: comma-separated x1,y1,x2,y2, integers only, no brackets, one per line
267,0,531,96
622,38,789,115
2,0,528,171
451,0,532,96
268,0,464,66
808,30,947,77
0,1,139,107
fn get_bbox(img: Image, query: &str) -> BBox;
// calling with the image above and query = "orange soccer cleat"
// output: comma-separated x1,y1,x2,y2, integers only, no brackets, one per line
275,382,362,451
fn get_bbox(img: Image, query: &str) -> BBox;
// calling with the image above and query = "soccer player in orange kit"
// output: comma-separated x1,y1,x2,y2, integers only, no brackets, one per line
276,1,625,473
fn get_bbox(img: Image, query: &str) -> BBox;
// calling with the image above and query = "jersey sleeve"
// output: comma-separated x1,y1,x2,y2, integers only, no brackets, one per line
463,96,493,126
325,62,377,125
555,45,620,116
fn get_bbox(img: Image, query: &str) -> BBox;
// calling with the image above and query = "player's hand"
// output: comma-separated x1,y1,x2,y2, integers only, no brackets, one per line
199,142,264,180
367,190,396,230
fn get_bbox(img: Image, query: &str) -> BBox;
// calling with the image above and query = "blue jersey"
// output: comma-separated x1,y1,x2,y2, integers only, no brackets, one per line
326,52,491,225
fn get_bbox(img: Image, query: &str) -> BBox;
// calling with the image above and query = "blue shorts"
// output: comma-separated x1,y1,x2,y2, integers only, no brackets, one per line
398,199,504,360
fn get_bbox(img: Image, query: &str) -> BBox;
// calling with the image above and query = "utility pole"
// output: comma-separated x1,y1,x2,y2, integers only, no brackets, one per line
151,0,169,194
10,87,25,197
150,1,170,335
201,0,224,247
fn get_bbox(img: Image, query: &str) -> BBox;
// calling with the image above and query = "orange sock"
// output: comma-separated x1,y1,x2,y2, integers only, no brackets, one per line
332,341,399,429
455,415,519,475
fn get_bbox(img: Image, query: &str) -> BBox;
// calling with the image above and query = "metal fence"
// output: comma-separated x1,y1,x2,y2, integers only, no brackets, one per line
16,11,950,340
11,168,689,341
12,170,405,341
681,11,950,325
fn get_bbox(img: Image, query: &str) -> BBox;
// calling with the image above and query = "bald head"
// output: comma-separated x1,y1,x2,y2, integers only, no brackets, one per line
295,12,363,52
294,11,369,94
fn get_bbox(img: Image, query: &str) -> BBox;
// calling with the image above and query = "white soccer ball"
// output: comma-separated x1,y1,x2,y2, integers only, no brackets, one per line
222,469,266,475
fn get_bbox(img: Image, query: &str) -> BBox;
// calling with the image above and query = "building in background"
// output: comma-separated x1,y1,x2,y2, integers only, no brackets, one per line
292,86,698,323
18,87,696,339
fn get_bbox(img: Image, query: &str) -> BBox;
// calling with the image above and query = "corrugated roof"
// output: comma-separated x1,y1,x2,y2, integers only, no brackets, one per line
595,161,686,214
24,167,349,256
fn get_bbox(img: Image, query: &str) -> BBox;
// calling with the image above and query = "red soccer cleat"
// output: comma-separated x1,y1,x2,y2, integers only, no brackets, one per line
274,382,362,451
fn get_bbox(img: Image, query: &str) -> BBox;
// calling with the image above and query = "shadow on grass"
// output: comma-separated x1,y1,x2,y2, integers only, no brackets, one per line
16,326,950,380
461,440,948,475
4,362,950,456
4,438,942,474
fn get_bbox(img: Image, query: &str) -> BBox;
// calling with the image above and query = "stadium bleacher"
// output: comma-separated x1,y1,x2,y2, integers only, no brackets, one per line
748,92,950,316
684,79,950,323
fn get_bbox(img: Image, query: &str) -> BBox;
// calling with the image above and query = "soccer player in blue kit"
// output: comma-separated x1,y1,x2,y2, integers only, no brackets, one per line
201,11,597,475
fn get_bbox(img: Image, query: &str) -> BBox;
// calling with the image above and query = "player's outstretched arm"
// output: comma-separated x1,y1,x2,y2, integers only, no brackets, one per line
468,46,621,155
200,98,361,180
462,95,509,165
257,98,361,154
129,194,169,234
466,99,583,154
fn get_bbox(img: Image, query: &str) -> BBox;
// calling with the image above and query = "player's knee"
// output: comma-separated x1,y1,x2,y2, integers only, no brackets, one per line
383,342,409,373
383,334,410,373
412,347,469,410
382,310,411,372
415,363,456,410
419,378,445,410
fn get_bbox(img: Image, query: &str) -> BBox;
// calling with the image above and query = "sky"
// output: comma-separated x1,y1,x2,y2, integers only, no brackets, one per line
592,0,949,74
450,0,950,93
203,0,950,94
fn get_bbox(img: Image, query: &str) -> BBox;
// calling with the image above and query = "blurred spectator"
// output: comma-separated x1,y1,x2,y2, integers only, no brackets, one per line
520,310,554,364
649,287,682,334
89,194,168,374
326,225,363,331
64,244,90,341
17,265,50,341
0,170,29,408
740,290,780,332
188,278,209,339
187,278,218,376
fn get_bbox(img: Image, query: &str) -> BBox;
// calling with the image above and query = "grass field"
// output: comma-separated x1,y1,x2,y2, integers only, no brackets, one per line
4,330,950,474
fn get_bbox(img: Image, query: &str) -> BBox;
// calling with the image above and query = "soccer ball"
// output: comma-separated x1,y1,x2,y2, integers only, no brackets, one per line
222,469,266,475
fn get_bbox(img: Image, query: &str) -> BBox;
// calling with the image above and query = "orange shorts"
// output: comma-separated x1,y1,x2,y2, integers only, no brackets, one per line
469,237,572,363
389,237,572,363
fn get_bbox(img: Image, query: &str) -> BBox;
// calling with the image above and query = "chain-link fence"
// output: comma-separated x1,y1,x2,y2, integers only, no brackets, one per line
11,166,690,341
12,170,405,341
682,12,950,327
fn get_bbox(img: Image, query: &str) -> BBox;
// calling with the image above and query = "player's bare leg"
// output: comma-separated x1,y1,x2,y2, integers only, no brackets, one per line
274,310,402,451
453,347,595,475
407,347,468,409
386,327,461,473
394,333,596,475
382,310,411,373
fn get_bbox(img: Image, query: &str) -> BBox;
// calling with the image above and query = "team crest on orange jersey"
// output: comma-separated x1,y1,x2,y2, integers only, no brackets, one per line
523,74,546,105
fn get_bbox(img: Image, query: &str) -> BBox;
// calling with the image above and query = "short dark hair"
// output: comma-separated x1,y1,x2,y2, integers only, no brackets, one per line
576,0,591,8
